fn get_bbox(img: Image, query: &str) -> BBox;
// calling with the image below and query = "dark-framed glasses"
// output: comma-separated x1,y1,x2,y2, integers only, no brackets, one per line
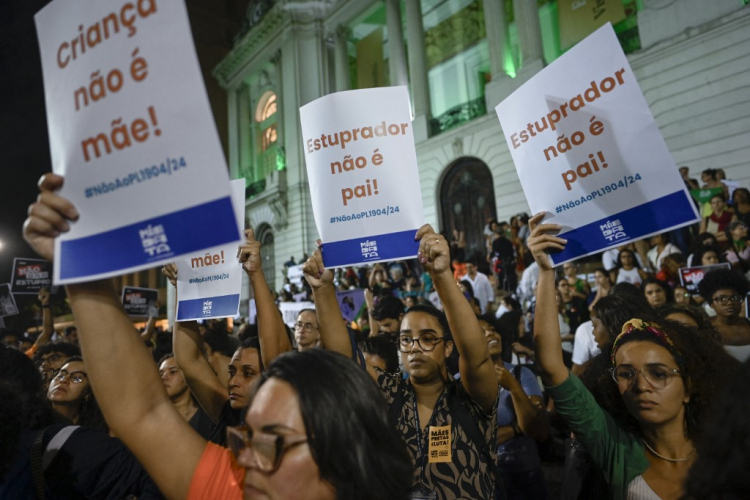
294,322,317,331
226,426,308,472
712,294,743,305
610,365,681,390
52,370,88,384
398,333,446,352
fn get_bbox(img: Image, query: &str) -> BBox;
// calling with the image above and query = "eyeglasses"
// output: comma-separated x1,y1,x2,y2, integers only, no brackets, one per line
226,426,308,472
52,370,88,384
40,353,62,365
398,333,446,352
294,322,317,331
610,365,681,390
712,294,743,305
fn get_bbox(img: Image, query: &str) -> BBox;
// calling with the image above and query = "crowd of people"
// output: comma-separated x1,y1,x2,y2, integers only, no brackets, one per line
1,168,749,499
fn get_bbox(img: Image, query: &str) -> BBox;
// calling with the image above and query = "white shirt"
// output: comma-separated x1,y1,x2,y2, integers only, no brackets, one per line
465,272,494,314
518,262,539,305
559,313,573,353
647,243,681,270
571,320,600,366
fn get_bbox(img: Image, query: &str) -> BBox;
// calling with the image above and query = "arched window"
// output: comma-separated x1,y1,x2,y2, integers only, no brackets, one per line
256,224,276,290
255,91,278,153
439,157,497,264
255,91,277,123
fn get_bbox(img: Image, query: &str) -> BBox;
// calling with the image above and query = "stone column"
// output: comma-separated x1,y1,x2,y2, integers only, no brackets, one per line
483,0,506,79
334,25,351,92
513,0,544,69
385,0,409,88
404,0,431,141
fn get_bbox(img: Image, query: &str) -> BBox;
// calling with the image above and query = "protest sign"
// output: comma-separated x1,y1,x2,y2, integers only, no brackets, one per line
35,0,240,285
175,179,245,321
11,258,57,294
278,301,315,329
679,263,731,295
690,187,724,206
336,289,366,323
300,87,424,268
122,286,159,317
287,265,304,288
495,23,699,266
0,284,19,317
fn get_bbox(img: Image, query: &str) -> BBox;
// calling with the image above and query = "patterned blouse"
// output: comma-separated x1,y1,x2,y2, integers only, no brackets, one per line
376,369,498,500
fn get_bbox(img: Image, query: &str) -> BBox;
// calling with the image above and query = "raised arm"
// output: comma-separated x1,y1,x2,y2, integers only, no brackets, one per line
27,288,54,357
238,228,292,366
364,287,381,338
302,249,351,354
417,225,498,412
24,174,204,500
162,263,227,423
140,303,158,343
526,213,569,387
495,365,548,443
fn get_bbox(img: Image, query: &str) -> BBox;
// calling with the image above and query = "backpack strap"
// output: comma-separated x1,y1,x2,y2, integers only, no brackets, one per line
31,431,45,500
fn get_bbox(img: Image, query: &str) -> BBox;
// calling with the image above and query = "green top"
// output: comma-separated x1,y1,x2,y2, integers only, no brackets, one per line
546,373,650,500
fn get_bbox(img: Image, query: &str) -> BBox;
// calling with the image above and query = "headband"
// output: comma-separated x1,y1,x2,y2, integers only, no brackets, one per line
610,319,686,373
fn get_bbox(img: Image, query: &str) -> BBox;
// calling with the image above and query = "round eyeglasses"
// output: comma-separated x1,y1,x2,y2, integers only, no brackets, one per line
712,294,743,306
398,333,446,353
610,365,681,390
226,426,308,472
52,370,88,384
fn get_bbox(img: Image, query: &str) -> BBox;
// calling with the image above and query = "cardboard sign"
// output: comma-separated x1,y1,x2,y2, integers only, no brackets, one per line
678,263,731,295
428,425,452,463
299,87,424,268
336,289,366,323
175,180,245,321
495,24,699,266
10,258,57,294
0,284,19,317
278,301,315,328
35,0,240,284
122,286,159,317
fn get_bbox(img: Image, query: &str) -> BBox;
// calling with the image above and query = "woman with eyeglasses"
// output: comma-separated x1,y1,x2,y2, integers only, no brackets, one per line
526,212,738,499
698,268,750,362
47,355,108,433
303,225,500,500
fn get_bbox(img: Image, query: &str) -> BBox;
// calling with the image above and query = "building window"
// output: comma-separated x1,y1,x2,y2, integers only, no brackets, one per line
256,92,277,122
348,2,389,89
252,90,280,185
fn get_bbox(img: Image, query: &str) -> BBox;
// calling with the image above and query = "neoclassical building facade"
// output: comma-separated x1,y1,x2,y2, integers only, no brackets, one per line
213,0,750,307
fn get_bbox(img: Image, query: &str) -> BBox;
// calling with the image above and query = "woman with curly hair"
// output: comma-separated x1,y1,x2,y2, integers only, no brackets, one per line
526,212,739,500
698,268,750,362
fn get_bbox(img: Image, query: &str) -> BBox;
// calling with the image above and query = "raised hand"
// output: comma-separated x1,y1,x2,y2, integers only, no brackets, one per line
301,246,334,290
23,174,79,262
237,228,262,275
415,224,450,275
38,287,50,306
162,263,178,287
526,212,567,272
494,364,517,391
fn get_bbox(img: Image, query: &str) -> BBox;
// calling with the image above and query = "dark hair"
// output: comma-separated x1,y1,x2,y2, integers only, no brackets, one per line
64,326,77,337
692,245,722,266
459,280,475,299
404,304,453,341
358,336,399,373
683,359,750,498
610,281,641,298
372,295,405,322
502,296,522,311
731,187,750,205
56,356,108,433
34,342,81,363
655,304,716,334
157,353,174,365
0,328,21,342
702,168,718,181
0,347,56,476
580,320,740,441
203,328,240,357
640,277,673,303
255,350,412,500
238,336,264,371
661,252,685,269
615,248,641,270
484,311,521,363
592,294,660,343
698,268,749,301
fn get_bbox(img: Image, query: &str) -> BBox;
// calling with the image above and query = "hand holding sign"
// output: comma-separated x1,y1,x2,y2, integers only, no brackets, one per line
415,225,450,276
23,174,80,263
162,263,178,287
237,229,262,275
302,248,334,291
527,213,568,272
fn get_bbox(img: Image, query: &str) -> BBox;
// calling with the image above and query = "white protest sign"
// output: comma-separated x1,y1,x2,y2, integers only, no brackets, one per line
35,0,240,284
175,179,245,321
287,265,304,288
0,284,19,318
495,23,699,265
278,301,315,329
300,87,424,268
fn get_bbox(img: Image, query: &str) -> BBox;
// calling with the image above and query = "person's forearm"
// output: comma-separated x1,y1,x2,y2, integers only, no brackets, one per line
508,386,548,441
66,280,169,432
497,426,516,446
249,270,292,367
312,283,352,356
140,315,156,342
35,305,54,347
533,269,568,386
